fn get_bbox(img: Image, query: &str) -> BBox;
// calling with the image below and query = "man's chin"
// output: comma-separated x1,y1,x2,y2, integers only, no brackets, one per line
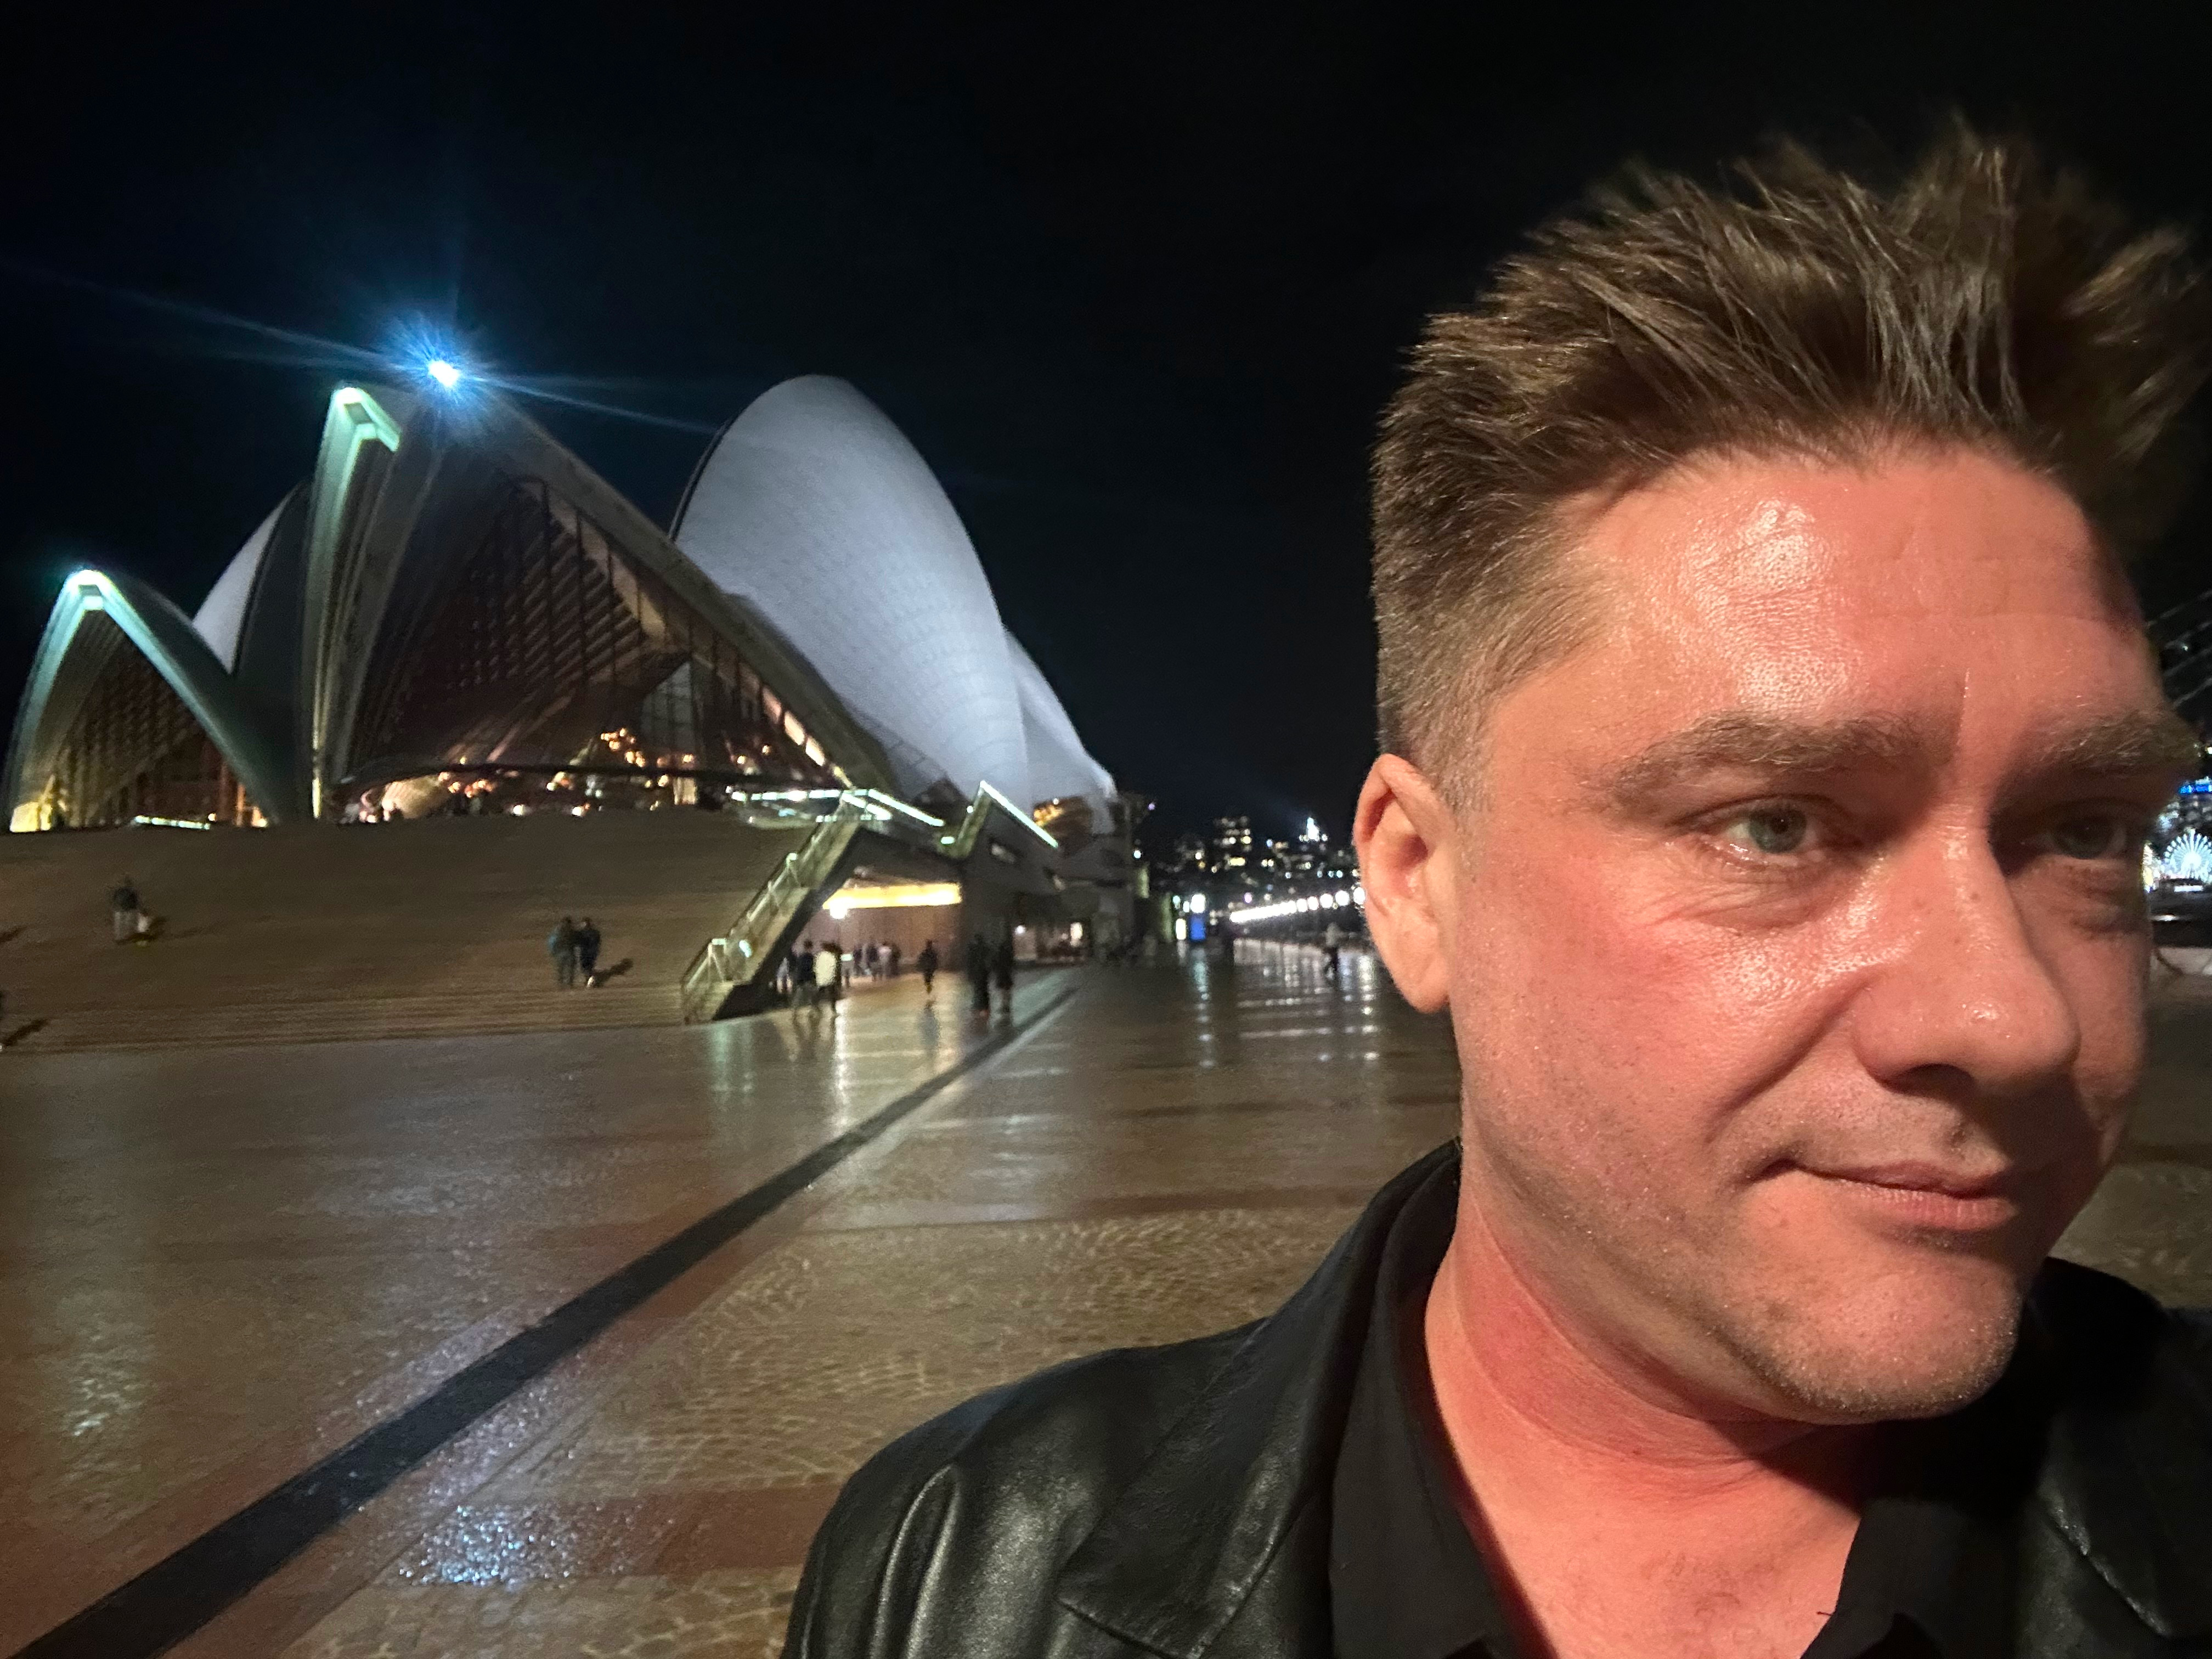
1713,1253,2029,1423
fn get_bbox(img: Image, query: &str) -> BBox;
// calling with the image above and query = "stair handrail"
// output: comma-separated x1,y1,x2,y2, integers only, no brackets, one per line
679,792,898,1022
675,785,1045,1024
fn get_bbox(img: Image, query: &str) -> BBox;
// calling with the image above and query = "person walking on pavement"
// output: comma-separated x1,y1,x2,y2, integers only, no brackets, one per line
965,934,991,1015
814,935,843,1012
1322,918,1345,980
575,917,602,987
110,876,141,945
792,941,817,1009
917,939,939,1000
991,935,1015,1016
548,916,578,989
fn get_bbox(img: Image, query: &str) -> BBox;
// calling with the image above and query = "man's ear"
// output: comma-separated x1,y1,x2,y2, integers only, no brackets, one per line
1354,754,1457,1012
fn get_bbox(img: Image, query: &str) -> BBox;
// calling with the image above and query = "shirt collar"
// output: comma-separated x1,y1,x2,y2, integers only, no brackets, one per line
1329,1155,1509,1658
1807,1383,2032,1659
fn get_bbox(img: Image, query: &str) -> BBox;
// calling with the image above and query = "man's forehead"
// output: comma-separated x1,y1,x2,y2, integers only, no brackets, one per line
1568,449,2116,617
1542,451,2157,691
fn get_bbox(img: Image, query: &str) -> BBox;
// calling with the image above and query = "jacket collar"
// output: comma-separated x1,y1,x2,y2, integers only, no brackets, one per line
1054,1145,1459,1656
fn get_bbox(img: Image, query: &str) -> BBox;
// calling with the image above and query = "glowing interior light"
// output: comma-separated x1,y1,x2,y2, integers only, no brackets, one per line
425,359,462,390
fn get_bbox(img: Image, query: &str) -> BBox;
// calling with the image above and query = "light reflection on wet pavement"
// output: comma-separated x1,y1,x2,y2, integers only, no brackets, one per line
1,947,2204,1656
0,970,1077,1651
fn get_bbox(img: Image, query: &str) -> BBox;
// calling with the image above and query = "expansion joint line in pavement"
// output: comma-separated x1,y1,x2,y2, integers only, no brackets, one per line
12,977,1090,1659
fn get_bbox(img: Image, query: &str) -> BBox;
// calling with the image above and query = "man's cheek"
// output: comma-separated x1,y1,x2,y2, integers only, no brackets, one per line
1560,908,1823,1073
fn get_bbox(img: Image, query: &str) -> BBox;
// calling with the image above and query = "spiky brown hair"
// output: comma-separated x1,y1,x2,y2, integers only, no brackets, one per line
1372,124,2211,776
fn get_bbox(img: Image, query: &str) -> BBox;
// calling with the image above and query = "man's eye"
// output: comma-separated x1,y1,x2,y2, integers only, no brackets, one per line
1719,805,1812,856
2047,815,2135,861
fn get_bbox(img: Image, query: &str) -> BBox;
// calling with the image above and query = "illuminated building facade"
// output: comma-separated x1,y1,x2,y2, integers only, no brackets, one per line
7,377,1116,854
1211,814,1252,871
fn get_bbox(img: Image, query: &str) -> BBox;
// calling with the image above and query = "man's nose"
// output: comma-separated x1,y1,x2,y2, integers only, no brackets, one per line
1850,836,2083,1098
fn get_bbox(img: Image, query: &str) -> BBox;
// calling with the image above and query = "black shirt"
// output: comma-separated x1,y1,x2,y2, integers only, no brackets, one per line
1328,1158,2028,1658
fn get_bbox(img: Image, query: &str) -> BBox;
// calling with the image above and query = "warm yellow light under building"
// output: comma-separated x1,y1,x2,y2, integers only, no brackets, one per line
829,881,961,911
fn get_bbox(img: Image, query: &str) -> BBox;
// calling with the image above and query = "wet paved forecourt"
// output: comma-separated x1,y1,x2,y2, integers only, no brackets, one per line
1,949,2205,1656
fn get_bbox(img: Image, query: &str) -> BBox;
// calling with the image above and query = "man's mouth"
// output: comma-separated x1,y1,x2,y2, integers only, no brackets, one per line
1792,1160,2022,1231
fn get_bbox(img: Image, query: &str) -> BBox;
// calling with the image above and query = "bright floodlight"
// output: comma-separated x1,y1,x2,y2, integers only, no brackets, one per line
425,358,462,390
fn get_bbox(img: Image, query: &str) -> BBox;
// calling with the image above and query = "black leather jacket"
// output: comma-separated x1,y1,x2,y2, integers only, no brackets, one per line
785,1148,2212,1656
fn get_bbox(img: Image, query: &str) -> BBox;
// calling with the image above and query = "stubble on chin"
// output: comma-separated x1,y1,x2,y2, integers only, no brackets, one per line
1458,1065,2034,1426
1691,1263,2027,1424
1488,1147,2028,1424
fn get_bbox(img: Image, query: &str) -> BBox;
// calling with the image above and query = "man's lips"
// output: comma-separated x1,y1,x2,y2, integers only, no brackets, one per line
1789,1160,2022,1229
1806,1160,2011,1199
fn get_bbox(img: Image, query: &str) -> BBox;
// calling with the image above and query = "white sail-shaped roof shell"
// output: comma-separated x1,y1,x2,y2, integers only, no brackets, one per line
674,376,1029,805
193,500,286,670
1008,634,1112,811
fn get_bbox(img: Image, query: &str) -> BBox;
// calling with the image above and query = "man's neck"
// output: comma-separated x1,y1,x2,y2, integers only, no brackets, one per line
1420,1192,1875,1659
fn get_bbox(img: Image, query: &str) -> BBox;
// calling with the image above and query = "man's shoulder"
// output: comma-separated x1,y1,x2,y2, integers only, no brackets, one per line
2033,1256,2212,1384
2024,1259,2212,1645
2030,1257,2212,1444
784,1146,1462,1657
786,1324,1255,1655
831,1322,1253,1544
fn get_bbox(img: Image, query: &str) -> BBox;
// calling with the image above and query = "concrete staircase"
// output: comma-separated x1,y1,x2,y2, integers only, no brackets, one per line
0,812,807,1052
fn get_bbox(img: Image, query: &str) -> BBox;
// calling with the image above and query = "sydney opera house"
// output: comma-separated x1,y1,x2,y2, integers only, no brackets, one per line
3,372,1131,1023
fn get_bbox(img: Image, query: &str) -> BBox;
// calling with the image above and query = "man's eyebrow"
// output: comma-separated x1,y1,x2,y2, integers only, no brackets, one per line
1598,712,1931,813
2025,708,2203,781
1595,707,2203,815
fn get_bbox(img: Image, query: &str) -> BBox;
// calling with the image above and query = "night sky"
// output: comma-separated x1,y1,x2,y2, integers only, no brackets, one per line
5,6,2208,839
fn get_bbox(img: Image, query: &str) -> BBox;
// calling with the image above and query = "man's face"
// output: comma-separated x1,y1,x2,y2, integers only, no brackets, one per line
1437,449,2193,1422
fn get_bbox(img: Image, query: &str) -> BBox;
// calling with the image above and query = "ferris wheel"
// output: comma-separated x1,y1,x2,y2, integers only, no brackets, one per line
2162,828,2212,885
